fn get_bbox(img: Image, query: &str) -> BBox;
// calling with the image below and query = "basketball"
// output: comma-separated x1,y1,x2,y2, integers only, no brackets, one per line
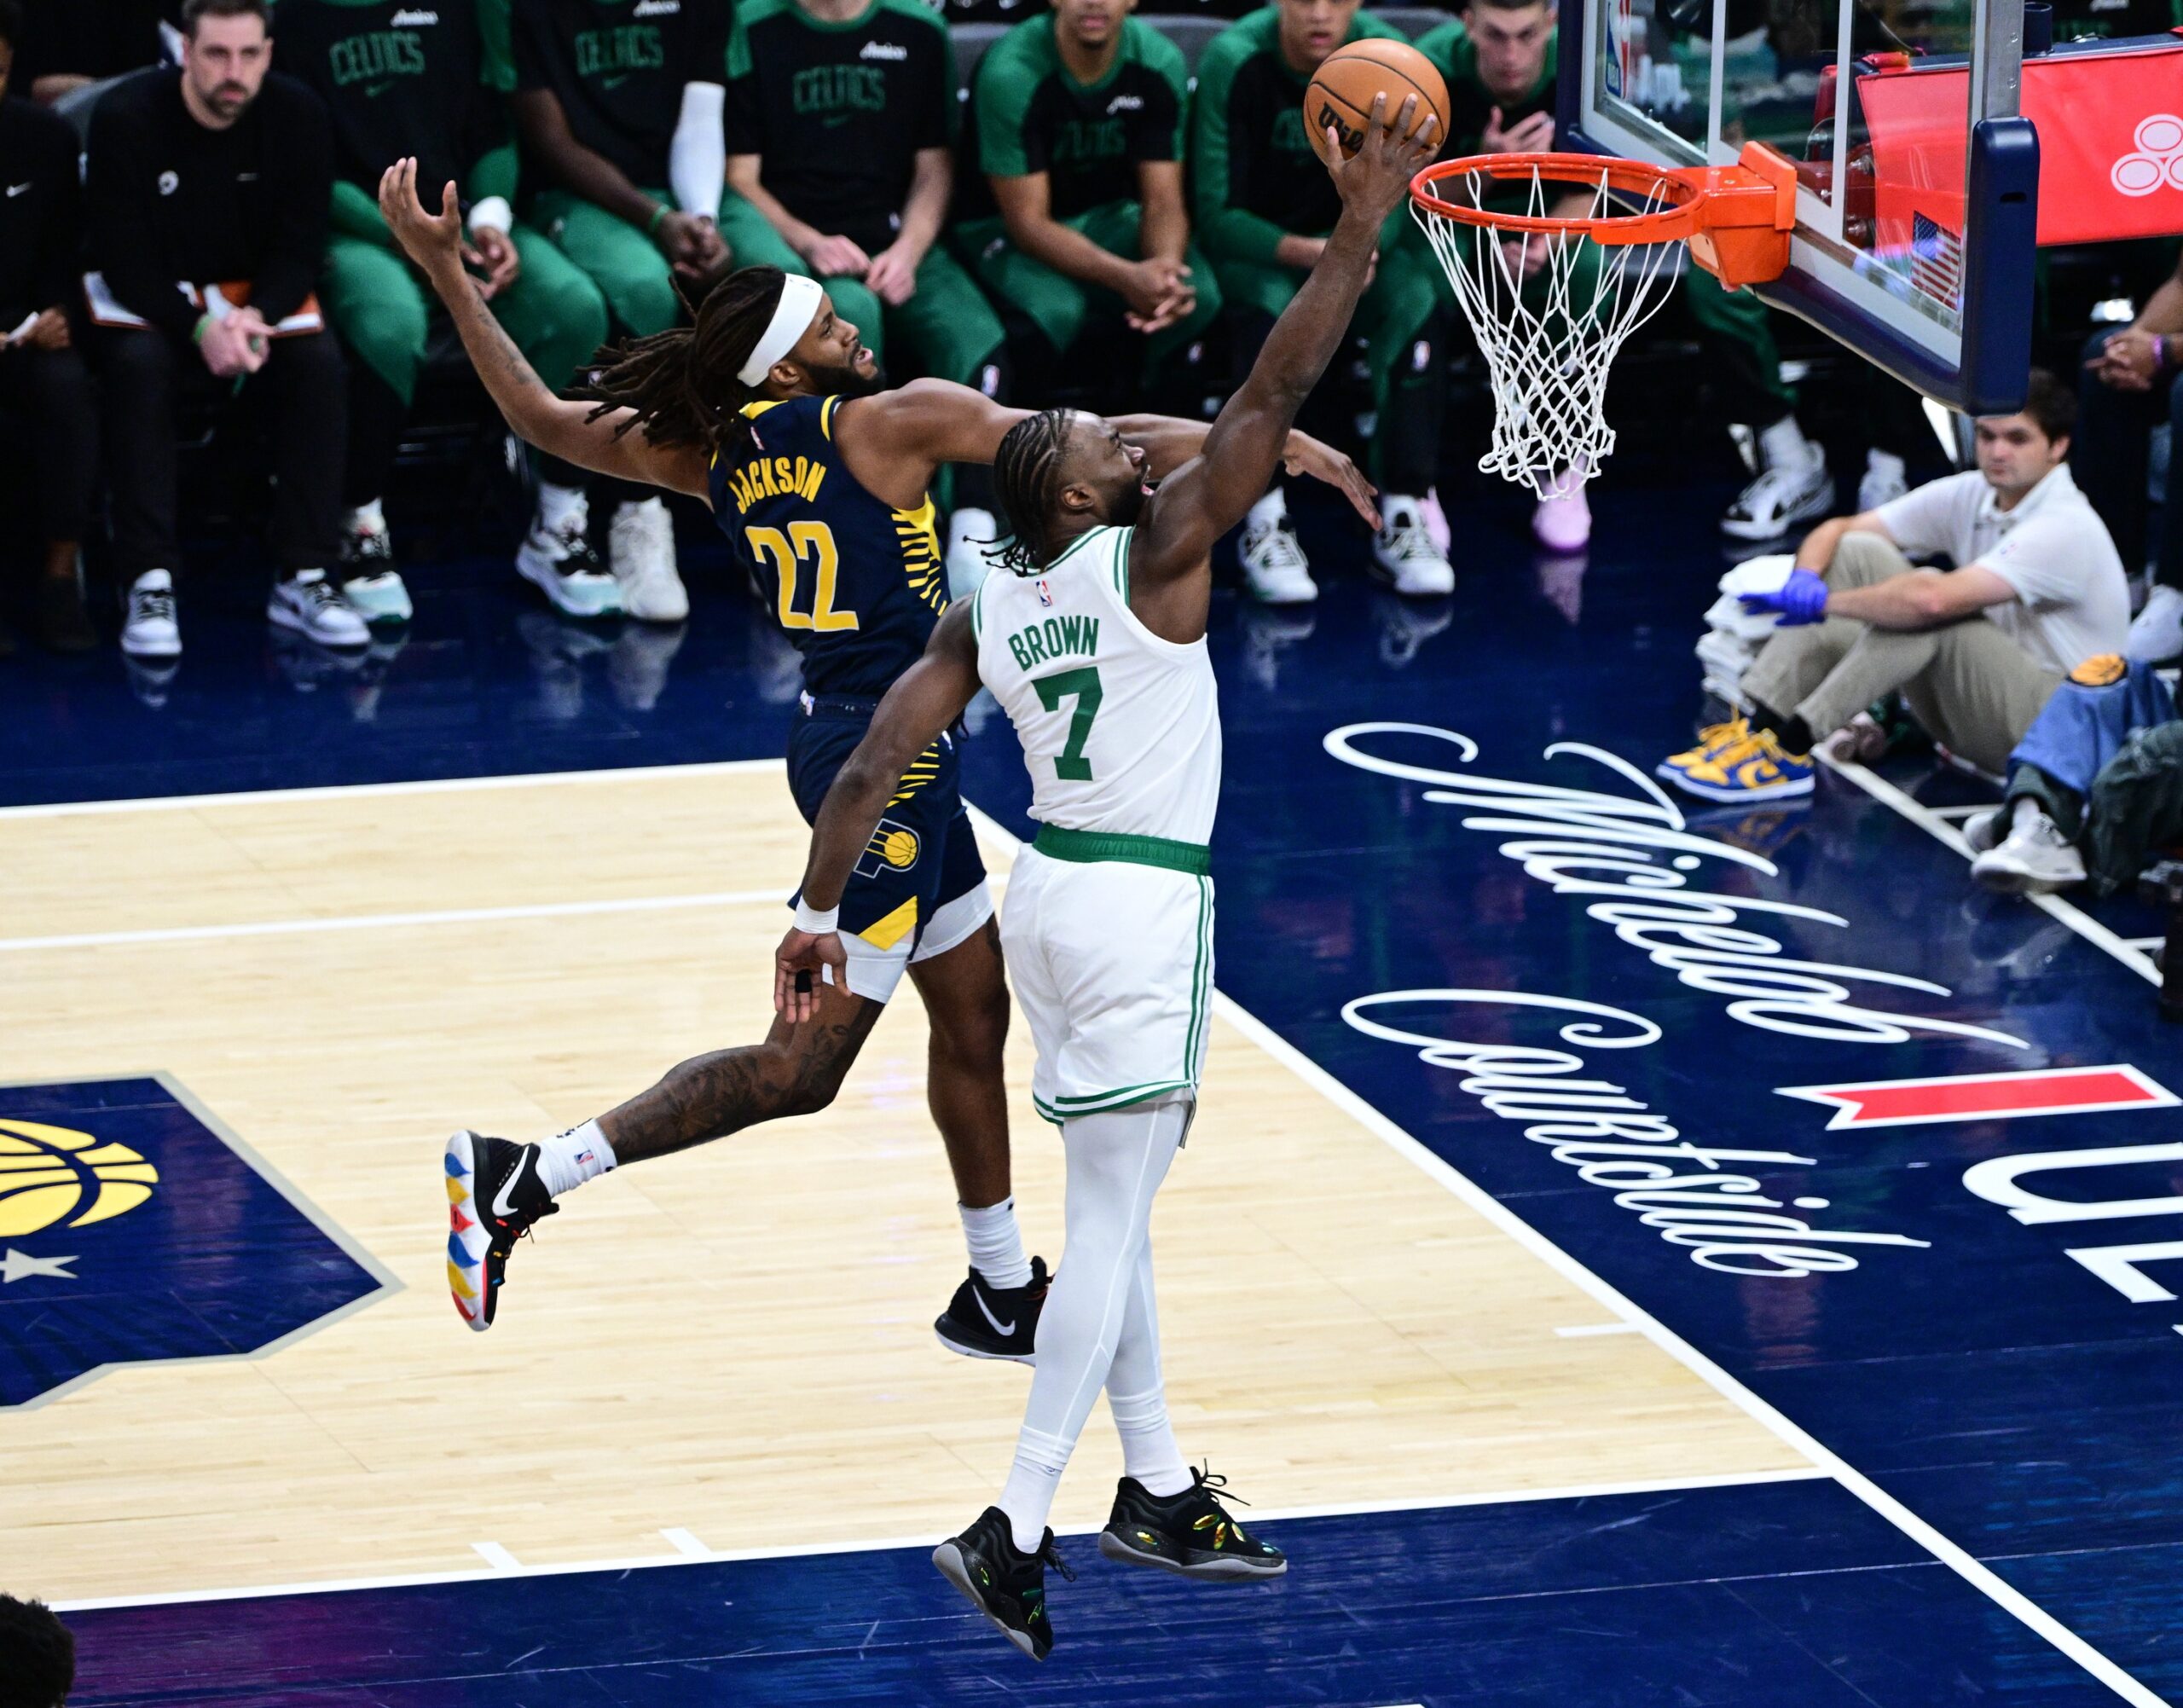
1302,40,1451,166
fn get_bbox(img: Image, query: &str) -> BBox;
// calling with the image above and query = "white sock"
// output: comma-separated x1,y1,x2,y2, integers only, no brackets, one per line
344,498,385,535
1245,488,1287,531
536,481,588,536
1107,1243,1190,1496
1866,449,1906,483
959,1196,1032,1290
616,495,666,523
2011,795,2044,833
995,1098,1188,1554
534,1116,616,1197
1760,414,1816,469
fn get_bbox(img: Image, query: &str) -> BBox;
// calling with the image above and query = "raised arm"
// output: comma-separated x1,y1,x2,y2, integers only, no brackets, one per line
829,381,1372,520
376,158,711,498
1132,97,1437,588
773,605,982,1020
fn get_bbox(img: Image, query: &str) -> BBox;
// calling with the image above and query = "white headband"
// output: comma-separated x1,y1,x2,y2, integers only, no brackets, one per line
737,275,825,386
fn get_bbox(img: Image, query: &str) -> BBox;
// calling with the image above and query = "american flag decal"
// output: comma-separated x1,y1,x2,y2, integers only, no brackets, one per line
1911,211,1963,310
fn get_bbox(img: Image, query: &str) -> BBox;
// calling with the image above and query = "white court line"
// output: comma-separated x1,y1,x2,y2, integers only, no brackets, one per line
0,889,788,956
1823,753,2162,988
54,1468,1830,1612
1555,1322,1641,1338
0,756,786,820
1209,990,2166,1708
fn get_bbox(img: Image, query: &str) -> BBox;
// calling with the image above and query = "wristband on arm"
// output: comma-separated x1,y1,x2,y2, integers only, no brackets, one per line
646,202,669,237
792,898,839,935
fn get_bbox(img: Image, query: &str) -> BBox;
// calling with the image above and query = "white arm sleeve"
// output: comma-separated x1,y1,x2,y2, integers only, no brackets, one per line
671,81,727,219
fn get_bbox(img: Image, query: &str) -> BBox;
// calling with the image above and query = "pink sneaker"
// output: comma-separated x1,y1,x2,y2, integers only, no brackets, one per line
1532,460,1592,553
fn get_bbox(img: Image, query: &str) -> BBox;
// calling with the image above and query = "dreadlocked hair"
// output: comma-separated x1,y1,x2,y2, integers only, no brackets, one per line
988,408,1076,576
570,266,792,461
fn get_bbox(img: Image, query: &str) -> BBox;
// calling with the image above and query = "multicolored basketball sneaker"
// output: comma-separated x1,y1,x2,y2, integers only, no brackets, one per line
932,1506,1074,1661
443,1130,558,1331
1097,1465,1288,1582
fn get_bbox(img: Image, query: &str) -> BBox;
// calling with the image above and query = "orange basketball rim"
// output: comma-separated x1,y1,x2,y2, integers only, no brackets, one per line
1410,142,1799,292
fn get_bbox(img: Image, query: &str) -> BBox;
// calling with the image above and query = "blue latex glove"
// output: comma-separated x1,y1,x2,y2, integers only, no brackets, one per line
1739,565,1830,626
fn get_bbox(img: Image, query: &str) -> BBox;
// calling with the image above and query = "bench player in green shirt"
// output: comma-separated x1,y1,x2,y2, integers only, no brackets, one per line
1416,0,1812,550
719,0,1012,593
281,0,619,623
956,0,1220,420
1193,0,1453,600
507,0,742,621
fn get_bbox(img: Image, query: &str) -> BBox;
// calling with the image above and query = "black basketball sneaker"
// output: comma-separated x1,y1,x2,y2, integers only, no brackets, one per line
932,1506,1074,1661
933,1256,1049,1363
1097,1466,1288,1581
444,1131,558,1331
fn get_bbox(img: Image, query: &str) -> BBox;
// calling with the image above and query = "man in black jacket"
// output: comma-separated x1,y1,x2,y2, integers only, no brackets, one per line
85,0,364,662
0,0,98,655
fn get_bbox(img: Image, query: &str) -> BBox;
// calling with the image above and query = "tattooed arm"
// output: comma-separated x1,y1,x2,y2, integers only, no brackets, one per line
375,157,711,500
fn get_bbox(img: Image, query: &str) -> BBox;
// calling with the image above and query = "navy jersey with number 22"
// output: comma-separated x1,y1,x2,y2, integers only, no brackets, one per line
709,393,948,699
709,390,983,972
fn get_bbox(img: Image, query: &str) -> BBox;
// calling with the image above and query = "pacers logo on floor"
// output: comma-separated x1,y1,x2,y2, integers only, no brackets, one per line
0,1120,161,1239
0,1075,395,1408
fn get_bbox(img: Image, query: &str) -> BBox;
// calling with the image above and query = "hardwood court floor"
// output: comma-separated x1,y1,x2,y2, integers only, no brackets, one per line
0,763,1803,1602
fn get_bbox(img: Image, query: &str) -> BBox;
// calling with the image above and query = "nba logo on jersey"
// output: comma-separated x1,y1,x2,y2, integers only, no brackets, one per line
0,1074,393,1406
1037,579,1054,608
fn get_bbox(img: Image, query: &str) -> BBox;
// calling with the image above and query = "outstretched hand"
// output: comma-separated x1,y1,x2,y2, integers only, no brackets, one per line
1325,93,1442,228
378,159,466,281
1283,430,1380,529
773,927,848,1024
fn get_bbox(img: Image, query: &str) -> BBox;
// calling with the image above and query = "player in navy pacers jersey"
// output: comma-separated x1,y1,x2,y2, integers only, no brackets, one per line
373,158,1373,1367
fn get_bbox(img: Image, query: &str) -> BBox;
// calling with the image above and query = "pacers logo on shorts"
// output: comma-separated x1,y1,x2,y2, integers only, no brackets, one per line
0,1075,394,1408
855,819,921,877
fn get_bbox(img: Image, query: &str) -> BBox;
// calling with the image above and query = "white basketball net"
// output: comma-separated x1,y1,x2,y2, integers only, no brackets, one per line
1413,164,1687,498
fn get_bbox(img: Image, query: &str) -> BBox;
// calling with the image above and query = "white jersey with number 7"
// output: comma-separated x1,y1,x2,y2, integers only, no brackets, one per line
970,525,1222,847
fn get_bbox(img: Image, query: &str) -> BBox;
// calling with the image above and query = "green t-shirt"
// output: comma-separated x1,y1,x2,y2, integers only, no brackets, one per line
961,14,1189,223
510,0,733,188
724,0,953,256
1190,7,1410,267
275,0,513,199
1413,19,1559,159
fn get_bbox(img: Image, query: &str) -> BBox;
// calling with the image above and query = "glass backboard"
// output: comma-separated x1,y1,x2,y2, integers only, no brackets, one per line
1563,0,2050,410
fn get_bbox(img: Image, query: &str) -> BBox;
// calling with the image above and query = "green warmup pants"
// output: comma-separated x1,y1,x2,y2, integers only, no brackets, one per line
955,200,1222,381
321,221,610,506
321,223,608,406
1682,266,1797,426
1214,209,1440,491
530,186,687,338
713,196,1005,387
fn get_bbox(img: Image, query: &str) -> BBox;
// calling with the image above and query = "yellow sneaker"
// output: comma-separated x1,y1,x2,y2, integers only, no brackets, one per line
1655,716,1753,783
1668,727,1816,803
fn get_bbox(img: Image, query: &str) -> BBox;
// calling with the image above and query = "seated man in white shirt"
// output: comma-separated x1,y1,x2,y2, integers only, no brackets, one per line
1659,371,2132,803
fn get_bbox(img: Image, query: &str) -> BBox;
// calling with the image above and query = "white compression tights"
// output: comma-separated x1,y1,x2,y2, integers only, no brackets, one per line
998,1096,1194,1551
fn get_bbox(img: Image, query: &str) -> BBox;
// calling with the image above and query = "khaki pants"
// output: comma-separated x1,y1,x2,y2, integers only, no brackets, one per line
1742,534,2064,775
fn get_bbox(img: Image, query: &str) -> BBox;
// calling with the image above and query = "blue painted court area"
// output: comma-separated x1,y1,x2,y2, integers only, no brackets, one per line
6,478,2175,1702
60,1478,2122,1707
0,1076,394,1407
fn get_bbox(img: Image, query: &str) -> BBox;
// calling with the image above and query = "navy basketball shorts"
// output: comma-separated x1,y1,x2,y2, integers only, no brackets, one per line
785,697,993,1004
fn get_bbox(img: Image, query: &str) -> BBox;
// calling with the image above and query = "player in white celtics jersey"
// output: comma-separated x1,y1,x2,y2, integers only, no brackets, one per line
776,95,1439,1659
